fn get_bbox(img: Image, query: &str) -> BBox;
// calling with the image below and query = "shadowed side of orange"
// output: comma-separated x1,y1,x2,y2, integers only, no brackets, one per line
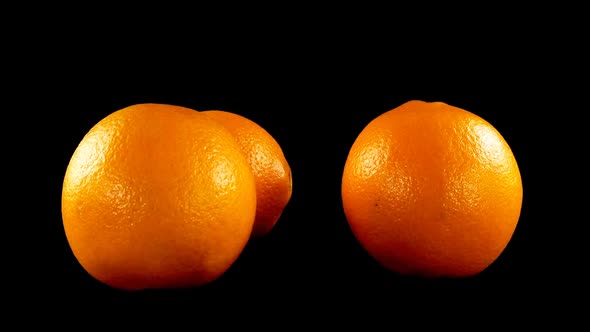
203,110,292,238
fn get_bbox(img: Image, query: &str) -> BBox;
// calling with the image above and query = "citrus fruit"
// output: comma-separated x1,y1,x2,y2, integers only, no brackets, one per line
203,110,292,237
62,103,257,290
341,100,523,278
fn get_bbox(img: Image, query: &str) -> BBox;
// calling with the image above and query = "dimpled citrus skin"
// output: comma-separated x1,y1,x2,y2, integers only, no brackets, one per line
202,110,292,237
62,103,257,290
341,100,523,278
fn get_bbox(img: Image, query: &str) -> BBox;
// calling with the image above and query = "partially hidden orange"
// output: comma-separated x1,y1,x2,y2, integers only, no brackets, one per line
203,110,292,237
341,100,523,278
62,103,257,290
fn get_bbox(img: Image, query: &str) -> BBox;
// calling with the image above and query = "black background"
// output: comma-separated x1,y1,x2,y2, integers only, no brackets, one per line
17,8,577,322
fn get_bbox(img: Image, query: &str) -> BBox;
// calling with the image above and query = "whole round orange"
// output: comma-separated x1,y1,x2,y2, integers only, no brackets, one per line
61,103,257,291
202,110,292,237
341,100,523,278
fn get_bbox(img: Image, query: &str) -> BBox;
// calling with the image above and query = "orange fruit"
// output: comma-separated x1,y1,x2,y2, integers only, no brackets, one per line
203,110,292,237
61,103,257,290
341,100,523,278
